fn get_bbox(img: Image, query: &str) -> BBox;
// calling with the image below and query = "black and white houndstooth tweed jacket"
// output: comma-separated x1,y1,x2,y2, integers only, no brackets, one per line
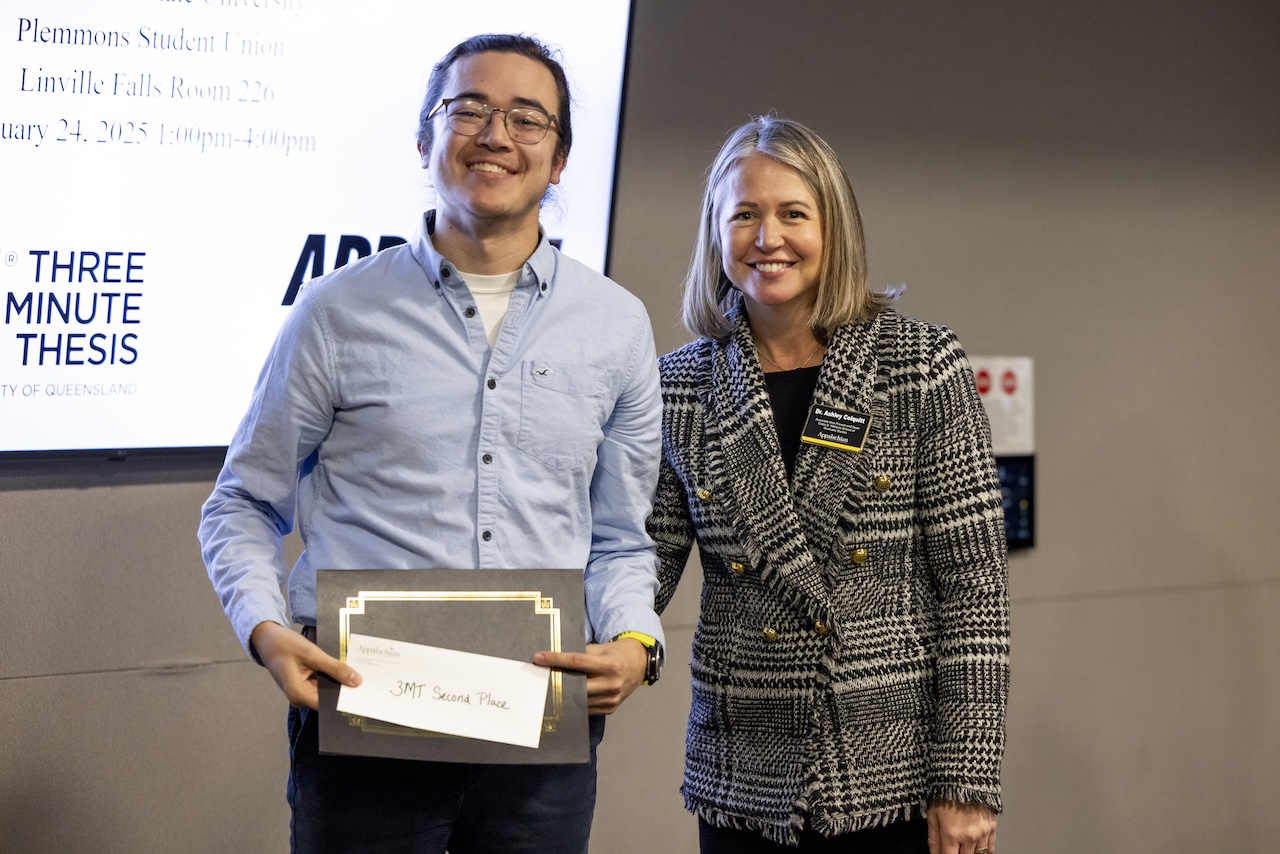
647,305,1010,844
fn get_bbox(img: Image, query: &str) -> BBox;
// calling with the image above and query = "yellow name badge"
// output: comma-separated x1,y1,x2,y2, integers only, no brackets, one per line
800,404,872,453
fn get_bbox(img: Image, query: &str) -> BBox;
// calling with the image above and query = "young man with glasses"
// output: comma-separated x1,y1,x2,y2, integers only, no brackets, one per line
199,33,664,854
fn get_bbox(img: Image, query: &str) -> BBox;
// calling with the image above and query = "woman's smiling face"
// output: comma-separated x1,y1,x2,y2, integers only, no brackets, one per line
715,154,824,317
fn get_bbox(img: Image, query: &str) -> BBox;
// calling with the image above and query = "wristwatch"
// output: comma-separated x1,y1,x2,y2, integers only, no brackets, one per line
612,631,665,685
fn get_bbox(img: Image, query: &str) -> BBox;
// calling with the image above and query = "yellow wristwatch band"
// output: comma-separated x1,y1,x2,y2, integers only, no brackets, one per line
611,631,661,685
611,630,657,648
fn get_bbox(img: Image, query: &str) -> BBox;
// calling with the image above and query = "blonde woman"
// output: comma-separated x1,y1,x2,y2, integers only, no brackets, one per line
649,116,1009,854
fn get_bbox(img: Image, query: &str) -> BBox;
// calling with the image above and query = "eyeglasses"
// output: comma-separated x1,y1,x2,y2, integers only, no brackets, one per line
428,98,559,145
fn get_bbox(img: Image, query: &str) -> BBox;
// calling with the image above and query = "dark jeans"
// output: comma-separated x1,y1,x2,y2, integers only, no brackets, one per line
698,816,929,854
287,705,604,854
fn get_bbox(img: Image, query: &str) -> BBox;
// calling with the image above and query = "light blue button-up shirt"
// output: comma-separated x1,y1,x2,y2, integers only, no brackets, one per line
199,212,664,655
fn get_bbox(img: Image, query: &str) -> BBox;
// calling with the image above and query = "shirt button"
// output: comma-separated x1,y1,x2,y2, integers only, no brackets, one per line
482,454,492,464
761,627,780,642
482,530,492,541
729,561,745,575
464,307,476,318
487,378,496,390
873,475,892,492
442,267,452,278
696,487,713,503
851,548,869,564
540,283,547,292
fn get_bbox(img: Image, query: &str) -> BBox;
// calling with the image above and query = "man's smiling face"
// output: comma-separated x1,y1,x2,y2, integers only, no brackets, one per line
420,50,566,236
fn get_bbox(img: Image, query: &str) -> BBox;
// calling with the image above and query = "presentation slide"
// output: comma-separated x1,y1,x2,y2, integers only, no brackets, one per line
1,0,632,454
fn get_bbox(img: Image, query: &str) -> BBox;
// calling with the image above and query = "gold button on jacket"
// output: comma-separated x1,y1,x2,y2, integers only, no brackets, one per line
873,474,892,491
814,620,829,635
696,487,713,503
761,627,780,642
729,561,746,575
851,548,869,564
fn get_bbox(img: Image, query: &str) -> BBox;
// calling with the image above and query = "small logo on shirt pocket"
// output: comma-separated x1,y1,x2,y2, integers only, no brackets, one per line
517,361,608,470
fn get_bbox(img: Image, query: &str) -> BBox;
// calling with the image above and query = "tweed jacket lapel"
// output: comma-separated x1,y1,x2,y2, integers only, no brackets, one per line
790,310,894,569
702,308,895,624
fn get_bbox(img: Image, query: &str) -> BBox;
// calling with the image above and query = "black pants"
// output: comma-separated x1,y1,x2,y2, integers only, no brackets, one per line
287,705,604,854
698,816,929,854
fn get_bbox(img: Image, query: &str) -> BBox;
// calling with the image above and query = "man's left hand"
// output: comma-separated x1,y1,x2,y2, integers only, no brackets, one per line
533,638,648,715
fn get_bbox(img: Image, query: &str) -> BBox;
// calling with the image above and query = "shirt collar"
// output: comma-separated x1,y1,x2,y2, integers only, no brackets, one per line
413,210,557,296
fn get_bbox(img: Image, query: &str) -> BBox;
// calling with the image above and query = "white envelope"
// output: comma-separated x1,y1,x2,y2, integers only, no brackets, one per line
337,633,552,749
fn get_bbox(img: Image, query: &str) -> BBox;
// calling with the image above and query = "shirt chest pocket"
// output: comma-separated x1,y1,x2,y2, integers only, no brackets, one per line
517,360,609,470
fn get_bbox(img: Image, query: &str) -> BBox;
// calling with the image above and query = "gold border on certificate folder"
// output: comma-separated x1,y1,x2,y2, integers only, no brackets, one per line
337,590,565,737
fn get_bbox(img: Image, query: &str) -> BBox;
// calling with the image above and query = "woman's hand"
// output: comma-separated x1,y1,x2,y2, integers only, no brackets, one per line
927,799,997,854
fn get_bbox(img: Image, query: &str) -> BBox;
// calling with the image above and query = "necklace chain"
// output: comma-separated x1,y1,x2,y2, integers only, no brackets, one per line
756,340,823,372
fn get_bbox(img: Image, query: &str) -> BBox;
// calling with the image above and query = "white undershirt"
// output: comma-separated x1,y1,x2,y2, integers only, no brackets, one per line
457,269,520,347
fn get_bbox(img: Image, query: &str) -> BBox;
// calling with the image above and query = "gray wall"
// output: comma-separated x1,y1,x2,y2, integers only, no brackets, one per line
3,2,1277,851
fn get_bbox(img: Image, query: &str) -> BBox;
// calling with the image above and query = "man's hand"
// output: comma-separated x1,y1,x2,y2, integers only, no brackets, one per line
250,621,362,710
532,638,648,715
927,799,997,854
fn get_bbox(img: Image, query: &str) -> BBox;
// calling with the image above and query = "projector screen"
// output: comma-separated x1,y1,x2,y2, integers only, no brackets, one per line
1,0,633,455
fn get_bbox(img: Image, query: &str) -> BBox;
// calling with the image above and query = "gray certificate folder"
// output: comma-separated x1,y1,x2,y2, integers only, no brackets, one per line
315,568,589,764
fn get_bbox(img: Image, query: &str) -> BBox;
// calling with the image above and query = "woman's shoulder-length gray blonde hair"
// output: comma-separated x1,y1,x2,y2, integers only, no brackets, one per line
681,115,895,341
